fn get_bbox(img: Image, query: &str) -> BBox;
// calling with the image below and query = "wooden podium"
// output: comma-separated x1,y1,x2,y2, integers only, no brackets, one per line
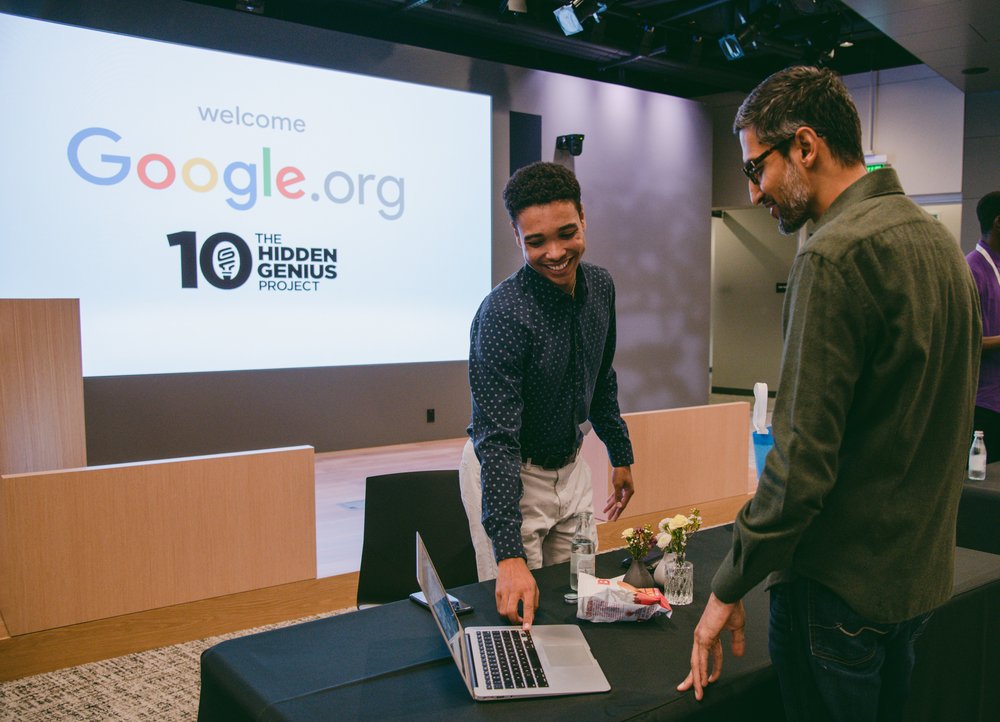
0,299,317,636
582,401,752,521
0,299,87,475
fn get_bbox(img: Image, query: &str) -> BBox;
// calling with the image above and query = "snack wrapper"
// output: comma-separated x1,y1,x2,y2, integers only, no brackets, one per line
576,572,672,622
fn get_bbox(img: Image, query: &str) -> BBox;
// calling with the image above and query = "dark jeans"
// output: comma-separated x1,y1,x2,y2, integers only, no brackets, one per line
973,405,1000,463
769,577,931,722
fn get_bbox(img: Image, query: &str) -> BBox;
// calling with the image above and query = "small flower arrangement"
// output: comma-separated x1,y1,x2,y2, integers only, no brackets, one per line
656,508,702,563
621,524,657,561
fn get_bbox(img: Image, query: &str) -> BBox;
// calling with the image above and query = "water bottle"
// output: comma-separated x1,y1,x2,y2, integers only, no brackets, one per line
569,511,595,591
969,430,987,481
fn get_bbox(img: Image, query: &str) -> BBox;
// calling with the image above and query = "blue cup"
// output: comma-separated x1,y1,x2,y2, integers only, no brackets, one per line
752,428,774,478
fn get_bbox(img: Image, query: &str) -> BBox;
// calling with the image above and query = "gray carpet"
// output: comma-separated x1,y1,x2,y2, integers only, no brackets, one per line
0,611,348,721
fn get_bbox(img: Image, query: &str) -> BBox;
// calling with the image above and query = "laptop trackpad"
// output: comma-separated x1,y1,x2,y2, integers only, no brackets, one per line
544,645,595,667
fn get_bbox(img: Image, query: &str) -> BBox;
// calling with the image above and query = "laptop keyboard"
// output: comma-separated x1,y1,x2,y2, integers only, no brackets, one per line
476,629,549,690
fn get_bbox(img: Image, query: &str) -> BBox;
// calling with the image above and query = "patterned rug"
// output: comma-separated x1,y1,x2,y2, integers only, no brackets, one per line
0,611,349,721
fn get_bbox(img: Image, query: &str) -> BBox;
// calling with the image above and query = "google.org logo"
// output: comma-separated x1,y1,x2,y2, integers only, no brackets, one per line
66,127,405,219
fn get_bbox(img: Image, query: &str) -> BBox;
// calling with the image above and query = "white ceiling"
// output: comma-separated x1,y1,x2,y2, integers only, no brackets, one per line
842,0,999,92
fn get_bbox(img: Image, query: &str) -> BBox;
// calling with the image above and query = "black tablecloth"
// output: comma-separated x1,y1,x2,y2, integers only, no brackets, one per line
199,526,1000,722
958,462,1000,554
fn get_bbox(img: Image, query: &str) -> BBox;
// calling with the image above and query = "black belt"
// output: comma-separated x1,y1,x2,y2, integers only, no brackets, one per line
521,445,580,471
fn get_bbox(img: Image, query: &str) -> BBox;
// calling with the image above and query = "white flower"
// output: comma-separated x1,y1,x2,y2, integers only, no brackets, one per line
621,527,634,539
667,514,690,532
655,533,670,550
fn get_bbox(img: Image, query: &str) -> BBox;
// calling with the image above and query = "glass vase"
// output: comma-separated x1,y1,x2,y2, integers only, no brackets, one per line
623,556,655,589
665,560,694,605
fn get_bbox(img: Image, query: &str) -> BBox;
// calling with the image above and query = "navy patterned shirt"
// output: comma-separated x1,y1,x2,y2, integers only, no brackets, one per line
468,261,634,562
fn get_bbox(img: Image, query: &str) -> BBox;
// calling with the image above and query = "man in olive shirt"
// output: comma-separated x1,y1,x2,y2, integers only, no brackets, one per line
679,66,981,720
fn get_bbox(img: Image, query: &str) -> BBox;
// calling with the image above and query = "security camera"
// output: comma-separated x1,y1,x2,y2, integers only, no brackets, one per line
556,134,585,156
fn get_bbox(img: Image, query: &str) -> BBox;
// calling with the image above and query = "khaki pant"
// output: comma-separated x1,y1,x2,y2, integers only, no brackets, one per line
459,439,594,581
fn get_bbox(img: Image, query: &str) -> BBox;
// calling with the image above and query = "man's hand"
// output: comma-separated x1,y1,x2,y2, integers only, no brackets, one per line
603,465,635,521
495,557,539,629
677,593,746,701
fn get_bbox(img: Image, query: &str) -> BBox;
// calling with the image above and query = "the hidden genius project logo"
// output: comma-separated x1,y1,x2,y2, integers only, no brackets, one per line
168,231,336,292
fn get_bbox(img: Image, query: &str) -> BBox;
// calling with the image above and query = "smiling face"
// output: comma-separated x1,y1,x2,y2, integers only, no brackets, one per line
740,127,813,235
513,200,586,294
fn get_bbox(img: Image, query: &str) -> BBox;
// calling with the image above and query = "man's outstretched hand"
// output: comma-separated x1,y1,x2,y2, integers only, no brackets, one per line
495,557,539,629
677,593,746,700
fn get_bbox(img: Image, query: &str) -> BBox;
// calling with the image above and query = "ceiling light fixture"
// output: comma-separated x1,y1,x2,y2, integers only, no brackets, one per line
637,24,657,56
719,33,746,60
719,4,779,62
234,0,264,13
553,5,584,34
501,0,528,15
719,14,756,60
554,0,607,36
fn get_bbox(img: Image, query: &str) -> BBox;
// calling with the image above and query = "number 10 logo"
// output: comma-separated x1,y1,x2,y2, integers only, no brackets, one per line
168,231,253,289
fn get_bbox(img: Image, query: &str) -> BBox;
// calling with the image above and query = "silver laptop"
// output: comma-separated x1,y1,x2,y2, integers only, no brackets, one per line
415,532,610,700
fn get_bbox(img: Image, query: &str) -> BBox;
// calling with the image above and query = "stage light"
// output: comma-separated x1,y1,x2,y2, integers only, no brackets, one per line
719,34,745,60
719,4,779,61
554,4,584,34
235,1,264,13
554,0,607,36
637,24,657,56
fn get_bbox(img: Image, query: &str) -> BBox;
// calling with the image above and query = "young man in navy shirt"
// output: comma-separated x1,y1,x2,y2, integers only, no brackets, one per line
460,161,635,628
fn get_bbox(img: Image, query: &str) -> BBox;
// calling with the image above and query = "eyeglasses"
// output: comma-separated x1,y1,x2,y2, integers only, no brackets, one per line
741,135,795,186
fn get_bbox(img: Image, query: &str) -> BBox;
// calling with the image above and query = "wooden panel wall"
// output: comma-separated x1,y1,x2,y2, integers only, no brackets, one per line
584,402,751,520
0,299,87,475
0,446,316,635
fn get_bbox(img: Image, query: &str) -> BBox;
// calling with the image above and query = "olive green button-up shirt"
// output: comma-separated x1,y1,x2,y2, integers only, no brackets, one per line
712,169,981,622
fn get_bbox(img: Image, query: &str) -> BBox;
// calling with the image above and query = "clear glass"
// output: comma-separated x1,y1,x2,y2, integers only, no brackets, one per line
569,511,595,591
969,430,987,481
665,560,694,605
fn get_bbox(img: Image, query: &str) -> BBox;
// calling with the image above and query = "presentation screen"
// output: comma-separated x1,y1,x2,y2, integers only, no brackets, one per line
0,12,492,376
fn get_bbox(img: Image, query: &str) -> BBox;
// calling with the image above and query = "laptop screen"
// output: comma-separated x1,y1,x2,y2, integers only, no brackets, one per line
415,533,465,668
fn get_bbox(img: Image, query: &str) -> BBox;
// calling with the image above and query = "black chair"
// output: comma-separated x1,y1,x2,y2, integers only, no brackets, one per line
356,469,478,607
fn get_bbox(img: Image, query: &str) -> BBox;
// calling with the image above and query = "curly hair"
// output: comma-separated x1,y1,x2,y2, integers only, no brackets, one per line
977,191,1000,235
733,65,864,167
502,161,582,223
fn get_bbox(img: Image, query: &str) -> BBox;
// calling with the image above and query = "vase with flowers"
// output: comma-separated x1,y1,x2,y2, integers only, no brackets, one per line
655,508,702,605
620,524,657,588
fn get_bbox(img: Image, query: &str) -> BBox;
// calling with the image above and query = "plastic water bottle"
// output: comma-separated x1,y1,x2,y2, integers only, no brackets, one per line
569,511,595,591
969,430,987,481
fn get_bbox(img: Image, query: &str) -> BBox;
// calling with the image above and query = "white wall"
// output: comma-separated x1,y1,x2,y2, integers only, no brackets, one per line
845,66,965,197
922,202,963,244
510,76,713,411
710,209,798,391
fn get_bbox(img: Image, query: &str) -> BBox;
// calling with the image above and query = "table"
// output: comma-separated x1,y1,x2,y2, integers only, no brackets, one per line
199,526,1000,721
957,461,1000,554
